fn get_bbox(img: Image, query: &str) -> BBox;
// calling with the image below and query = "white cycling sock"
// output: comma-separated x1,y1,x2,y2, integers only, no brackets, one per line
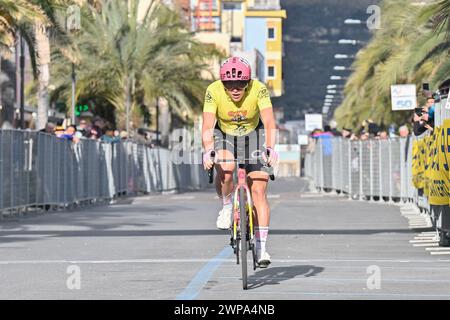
222,193,232,207
255,226,269,259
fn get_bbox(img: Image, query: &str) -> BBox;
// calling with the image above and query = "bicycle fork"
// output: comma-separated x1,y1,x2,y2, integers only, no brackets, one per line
232,168,254,252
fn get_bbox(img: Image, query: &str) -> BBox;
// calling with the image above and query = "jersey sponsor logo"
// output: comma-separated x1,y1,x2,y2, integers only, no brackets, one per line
258,87,270,99
205,91,213,103
228,110,248,122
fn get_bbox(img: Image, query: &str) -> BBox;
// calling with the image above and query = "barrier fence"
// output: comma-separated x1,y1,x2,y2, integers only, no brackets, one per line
305,96,450,237
0,130,209,214
304,137,416,202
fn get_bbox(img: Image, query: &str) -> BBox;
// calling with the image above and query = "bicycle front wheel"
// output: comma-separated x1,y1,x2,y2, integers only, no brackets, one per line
239,187,248,290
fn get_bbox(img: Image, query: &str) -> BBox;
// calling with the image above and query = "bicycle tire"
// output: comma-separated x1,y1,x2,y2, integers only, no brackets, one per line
239,187,248,290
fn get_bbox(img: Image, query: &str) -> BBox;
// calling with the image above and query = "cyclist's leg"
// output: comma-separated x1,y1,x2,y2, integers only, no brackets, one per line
247,171,271,265
247,171,270,227
213,127,236,199
214,149,235,198
213,128,236,229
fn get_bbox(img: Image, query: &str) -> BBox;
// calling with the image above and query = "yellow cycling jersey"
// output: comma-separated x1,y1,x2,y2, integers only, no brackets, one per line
203,79,272,136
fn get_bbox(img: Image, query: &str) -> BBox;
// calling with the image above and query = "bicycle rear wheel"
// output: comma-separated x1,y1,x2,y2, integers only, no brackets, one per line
239,187,248,290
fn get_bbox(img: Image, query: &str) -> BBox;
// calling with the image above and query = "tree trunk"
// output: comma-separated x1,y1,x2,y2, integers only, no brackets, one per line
35,23,50,130
157,97,170,147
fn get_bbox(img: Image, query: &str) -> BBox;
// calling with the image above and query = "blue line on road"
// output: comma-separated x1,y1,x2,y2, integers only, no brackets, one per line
176,246,233,300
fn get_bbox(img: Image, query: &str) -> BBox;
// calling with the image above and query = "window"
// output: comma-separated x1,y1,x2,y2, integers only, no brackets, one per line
223,2,242,10
268,27,275,40
268,66,275,78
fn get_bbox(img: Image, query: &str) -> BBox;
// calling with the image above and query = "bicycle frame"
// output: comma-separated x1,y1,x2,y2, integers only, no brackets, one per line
232,165,254,245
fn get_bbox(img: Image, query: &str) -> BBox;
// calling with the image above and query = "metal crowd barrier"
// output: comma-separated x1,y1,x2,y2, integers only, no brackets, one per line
0,130,209,214
304,137,415,202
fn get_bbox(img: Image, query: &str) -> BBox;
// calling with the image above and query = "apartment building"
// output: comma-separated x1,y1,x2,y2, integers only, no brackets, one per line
190,0,287,97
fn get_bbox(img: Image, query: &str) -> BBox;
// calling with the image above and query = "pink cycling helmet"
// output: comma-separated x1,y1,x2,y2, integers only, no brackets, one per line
220,56,251,81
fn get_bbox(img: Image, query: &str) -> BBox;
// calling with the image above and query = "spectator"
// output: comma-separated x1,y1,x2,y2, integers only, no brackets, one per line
329,120,342,136
349,132,359,141
399,125,411,163
134,128,150,145
55,126,65,137
88,127,99,140
39,122,56,135
413,105,434,136
425,96,435,125
360,131,370,141
316,126,334,192
120,130,129,140
77,120,90,137
59,125,78,142
399,125,409,138
367,120,380,137
92,117,105,138
100,127,120,144
342,128,352,139
378,130,389,140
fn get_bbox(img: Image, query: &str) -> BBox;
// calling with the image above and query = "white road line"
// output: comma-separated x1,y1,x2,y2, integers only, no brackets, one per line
409,239,439,243
212,276,450,283
170,195,196,200
425,247,450,251
413,243,439,247
0,259,233,265
1,257,450,265
267,194,281,199
414,237,438,240
430,251,450,255
202,289,450,298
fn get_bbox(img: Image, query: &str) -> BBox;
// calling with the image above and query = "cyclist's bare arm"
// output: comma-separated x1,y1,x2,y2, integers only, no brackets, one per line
260,108,276,149
202,112,216,152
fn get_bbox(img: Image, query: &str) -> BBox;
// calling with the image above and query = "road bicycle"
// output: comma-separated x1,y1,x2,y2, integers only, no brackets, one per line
208,150,274,290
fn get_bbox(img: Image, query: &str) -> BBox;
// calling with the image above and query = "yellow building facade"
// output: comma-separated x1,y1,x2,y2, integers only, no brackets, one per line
192,0,286,97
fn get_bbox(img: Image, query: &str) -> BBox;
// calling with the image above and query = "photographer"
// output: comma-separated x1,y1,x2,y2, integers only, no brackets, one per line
413,97,435,136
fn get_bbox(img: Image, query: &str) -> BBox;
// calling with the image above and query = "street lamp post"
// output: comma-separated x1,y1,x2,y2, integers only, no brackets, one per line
19,34,25,130
334,54,355,59
344,19,363,25
71,62,76,125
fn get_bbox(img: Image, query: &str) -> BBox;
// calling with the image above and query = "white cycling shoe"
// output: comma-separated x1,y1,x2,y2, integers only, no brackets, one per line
216,205,232,230
257,252,271,268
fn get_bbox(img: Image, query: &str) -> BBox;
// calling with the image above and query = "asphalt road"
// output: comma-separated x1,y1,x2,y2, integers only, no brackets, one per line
1,177,450,300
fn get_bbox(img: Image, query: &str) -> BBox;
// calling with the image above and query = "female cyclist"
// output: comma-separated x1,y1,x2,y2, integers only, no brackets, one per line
202,56,278,267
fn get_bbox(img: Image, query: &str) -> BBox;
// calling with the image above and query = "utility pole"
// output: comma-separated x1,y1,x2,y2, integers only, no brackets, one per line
20,34,25,129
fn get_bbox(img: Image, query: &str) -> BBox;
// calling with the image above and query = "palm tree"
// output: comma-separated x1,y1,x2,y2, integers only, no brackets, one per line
50,0,220,133
334,0,450,129
0,0,47,127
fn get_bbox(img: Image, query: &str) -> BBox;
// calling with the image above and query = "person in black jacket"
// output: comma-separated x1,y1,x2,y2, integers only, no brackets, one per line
413,105,434,136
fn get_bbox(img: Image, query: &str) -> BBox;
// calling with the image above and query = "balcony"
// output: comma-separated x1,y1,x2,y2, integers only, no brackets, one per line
247,0,281,10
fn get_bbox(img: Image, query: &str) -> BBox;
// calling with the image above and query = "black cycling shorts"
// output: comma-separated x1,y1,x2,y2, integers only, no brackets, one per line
213,121,269,174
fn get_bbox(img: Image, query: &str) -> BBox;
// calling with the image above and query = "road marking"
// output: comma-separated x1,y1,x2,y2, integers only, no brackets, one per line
2,257,449,265
409,239,439,243
0,258,235,265
170,195,196,200
176,246,233,300
212,276,450,283
430,251,450,255
425,247,450,251
215,291,450,298
267,194,281,199
413,243,439,247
